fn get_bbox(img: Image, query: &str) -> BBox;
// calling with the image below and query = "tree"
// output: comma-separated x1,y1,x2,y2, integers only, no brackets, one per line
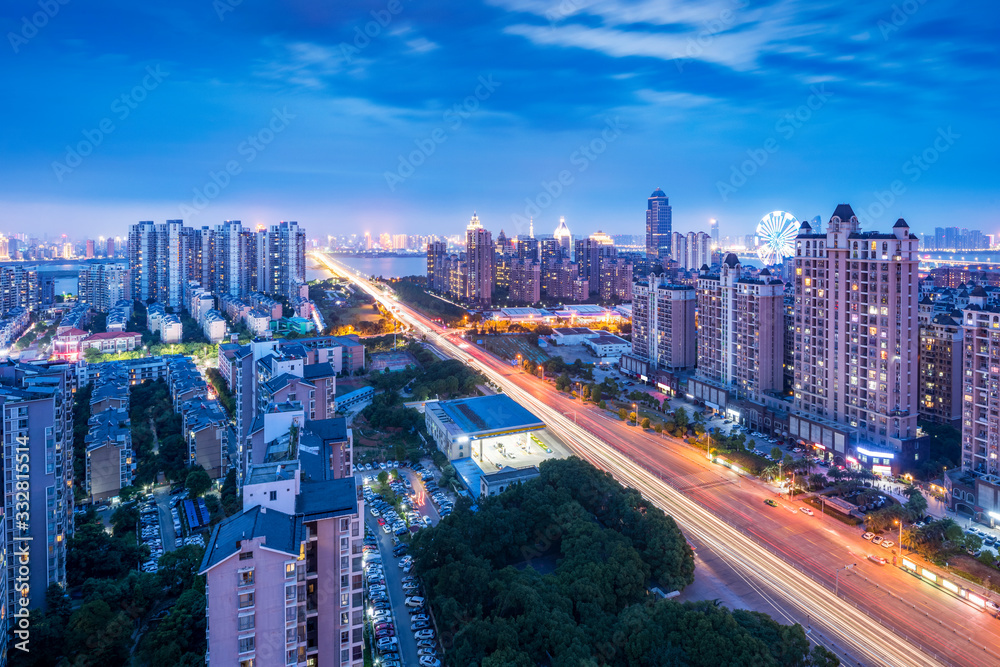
377,470,389,485
185,467,213,499
808,473,826,491
220,469,241,516
618,408,628,421
905,488,929,520
770,446,782,460
653,422,663,434
641,417,651,429
674,407,689,431
110,502,139,537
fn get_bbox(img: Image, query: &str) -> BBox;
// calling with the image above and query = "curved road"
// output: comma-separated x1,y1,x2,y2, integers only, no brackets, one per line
314,252,1000,667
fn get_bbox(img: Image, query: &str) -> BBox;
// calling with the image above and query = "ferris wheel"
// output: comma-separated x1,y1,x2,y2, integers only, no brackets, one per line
755,211,799,265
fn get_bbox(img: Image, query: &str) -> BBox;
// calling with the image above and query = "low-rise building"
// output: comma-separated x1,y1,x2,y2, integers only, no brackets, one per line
85,408,134,501
583,333,630,360
550,327,599,346
203,309,228,343
425,394,545,460
480,465,540,497
181,398,228,479
81,331,142,355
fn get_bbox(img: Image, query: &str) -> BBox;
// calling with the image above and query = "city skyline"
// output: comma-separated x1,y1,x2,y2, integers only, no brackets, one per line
1,1,997,238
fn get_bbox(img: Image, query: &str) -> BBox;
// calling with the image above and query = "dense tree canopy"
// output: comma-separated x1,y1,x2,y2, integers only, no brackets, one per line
408,458,835,665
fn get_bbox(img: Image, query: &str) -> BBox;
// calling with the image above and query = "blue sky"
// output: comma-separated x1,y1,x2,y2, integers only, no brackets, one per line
1,0,996,241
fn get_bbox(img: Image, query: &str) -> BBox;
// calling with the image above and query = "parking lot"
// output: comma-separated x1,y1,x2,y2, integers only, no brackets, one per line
362,464,444,667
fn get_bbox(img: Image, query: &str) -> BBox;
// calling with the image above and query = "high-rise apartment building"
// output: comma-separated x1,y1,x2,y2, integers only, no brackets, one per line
263,221,307,302
465,214,493,306
128,220,187,308
200,417,364,667
78,263,132,312
541,259,578,300
426,242,448,293
645,188,672,263
686,232,711,271
629,275,696,371
918,311,963,429
790,208,923,474
0,266,40,315
575,231,616,296
691,256,784,408
710,219,720,248
0,362,74,617
509,258,541,304
959,290,1000,475
598,258,633,302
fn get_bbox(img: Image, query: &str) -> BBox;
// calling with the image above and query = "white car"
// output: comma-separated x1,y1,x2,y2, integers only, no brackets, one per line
799,507,814,516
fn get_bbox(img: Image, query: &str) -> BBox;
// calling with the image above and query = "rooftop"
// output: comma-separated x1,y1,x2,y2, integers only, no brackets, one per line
427,394,544,437
200,505,302,572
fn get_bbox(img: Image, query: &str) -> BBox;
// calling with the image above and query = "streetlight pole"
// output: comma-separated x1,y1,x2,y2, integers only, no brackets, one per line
632,403,637,427
835,563,856,596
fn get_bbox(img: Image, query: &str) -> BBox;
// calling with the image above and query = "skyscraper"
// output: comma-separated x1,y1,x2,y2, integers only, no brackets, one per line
791,207,923,474
709,219,720,248
575,231,616,297
630,275,696,371
694,256,785,402
465,213,493,306
645,188,672,263
1,362,75,617
553,217,572,260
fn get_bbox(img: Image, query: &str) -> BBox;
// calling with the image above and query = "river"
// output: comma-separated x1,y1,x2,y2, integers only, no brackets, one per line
307,255,427,281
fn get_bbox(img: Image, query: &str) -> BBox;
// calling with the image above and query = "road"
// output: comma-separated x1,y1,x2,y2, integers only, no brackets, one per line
314,252,1000,667
153,486,178,552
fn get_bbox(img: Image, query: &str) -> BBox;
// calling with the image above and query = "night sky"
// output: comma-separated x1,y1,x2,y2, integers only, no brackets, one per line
1,0,997,240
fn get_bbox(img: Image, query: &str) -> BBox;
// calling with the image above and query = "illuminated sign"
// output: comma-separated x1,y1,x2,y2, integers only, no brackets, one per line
858,447,894,459
942,579,959,594
921,568,937,583
902,559,916,571
967,592,985,608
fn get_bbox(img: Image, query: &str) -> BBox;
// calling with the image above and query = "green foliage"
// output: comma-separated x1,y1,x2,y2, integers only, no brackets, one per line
409,458,818,665
72,382,94,491
641,417,651,429
110,501,140,538
67,514,148,586
134,587,207,665
205,367,235,419
362,390,424,431
390,276,468,325
618,407,628,421
220,468,241,516
673,406,689,430
377,470,389,485
185,466,213,498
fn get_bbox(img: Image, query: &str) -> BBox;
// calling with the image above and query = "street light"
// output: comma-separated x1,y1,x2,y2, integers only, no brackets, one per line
894,519,903,557
835,563,857,596
632,403,638,427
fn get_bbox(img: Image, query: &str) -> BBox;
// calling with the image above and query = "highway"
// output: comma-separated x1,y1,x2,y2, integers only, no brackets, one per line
312,252,1000,667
